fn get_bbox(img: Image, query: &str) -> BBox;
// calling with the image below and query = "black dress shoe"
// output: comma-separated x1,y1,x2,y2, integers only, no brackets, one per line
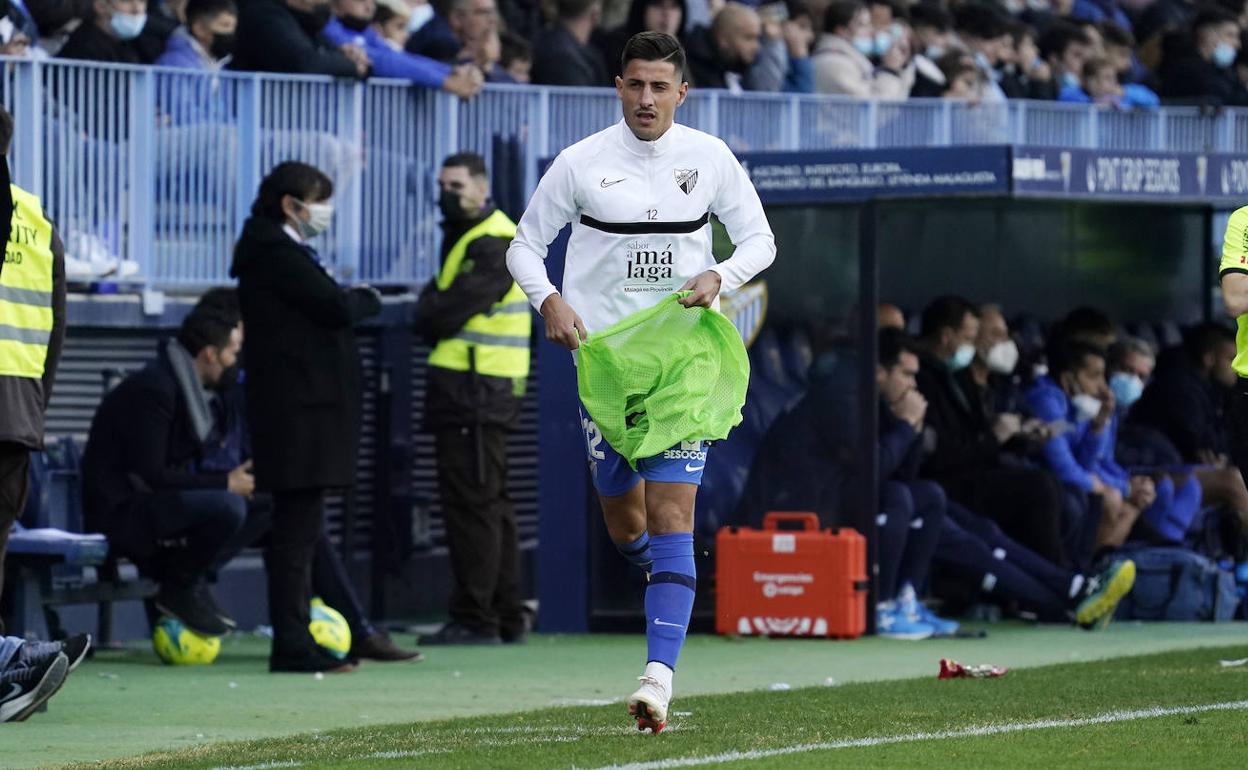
195,584,237,630
156,584,230,636
351,631,424,662
419,622,501,646
270,646,358,673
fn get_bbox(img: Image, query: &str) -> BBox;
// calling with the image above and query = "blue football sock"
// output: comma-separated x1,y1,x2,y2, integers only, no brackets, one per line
645,532,696,670
614,531,653,570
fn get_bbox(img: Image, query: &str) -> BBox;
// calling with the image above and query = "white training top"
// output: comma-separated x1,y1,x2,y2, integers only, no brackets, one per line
505,119,776,333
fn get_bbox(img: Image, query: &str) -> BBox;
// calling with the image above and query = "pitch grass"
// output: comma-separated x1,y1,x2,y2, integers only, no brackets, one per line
71,644,1248,770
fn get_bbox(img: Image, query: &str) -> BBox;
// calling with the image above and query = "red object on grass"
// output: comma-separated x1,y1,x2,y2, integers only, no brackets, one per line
939,658,1009,679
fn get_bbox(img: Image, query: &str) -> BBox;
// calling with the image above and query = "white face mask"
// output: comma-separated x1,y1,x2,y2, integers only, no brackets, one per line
947,343,975,371
110,11,147,40
1071,393,1103,422
985,340,1019,374
294,199,334,239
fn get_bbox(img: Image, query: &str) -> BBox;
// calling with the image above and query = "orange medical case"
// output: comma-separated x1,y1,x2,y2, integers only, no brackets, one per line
715,512,867,639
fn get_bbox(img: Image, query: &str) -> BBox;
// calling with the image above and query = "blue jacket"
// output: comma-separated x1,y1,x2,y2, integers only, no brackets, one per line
322,17,450,87
1023,376,1128,495
153,29,233,125
155,27,212,69
1058,83,1160,110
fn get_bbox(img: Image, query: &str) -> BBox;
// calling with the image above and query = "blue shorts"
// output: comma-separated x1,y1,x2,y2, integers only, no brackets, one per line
579,405,711,497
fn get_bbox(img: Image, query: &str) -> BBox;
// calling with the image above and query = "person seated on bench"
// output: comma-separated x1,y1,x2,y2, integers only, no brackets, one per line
81,295,251,637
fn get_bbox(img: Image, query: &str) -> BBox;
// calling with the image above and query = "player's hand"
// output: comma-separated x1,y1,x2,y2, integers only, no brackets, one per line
541,293,587,350
228,460,255,500
678,270,722,308
1092,388,1116,430
340,43,371,76
991,412,1021,444
893,388,927,429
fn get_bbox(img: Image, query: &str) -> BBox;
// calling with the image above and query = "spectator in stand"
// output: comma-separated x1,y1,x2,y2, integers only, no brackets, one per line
233,0,369,76
530,0,610,86
909,2,957,96
1000,22,1056,98
155,0,236,69
878,301,906,331
596,0,685,80
914,296,1070,566
1160,7,1248,105
937,51,983,101
747,0,816,92
1038,19,1093,96
1059,55,1159,107
1099,21,1152,86
684,2,764,91
812,0,911,97
1070,0,1131,32
1131,322,1238,466
407,0,495,62
324,0,483,94
57,0,148,62
499,28,530,81
372,0,411,49
952,3,1011,102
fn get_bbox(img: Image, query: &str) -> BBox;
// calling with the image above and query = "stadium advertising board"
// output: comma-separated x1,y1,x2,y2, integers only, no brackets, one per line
1012,147,1248,203
739,147,1011,204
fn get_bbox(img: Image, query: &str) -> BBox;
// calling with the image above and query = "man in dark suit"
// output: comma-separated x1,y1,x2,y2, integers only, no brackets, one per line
530,0,610,86
82,297,253,638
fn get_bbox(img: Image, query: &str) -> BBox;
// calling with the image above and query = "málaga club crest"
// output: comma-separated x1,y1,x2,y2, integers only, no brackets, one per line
675,168,698,195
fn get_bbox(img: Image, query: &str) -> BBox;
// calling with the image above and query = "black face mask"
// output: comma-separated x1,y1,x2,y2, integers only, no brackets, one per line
214,363,241,392
295,4,333,35
438,189,467,221
339,13,370,31
209,32,235,59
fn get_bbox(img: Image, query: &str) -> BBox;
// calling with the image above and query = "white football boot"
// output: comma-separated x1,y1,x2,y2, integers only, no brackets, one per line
627,661,672,733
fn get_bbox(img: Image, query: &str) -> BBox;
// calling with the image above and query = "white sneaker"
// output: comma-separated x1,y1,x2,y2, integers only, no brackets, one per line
627,661,672,733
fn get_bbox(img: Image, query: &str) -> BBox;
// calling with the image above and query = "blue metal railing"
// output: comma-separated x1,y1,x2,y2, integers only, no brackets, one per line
2,57,1245,287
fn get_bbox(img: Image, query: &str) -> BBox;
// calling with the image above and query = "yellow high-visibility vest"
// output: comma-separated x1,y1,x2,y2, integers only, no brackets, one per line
428,210,530,382
0,185,54,378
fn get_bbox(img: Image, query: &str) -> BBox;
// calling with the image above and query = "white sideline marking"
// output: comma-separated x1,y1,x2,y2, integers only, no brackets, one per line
210,762,302,770
577,700,1248,770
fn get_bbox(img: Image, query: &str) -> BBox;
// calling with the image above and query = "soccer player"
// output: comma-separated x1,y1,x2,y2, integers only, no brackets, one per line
506,30,775,732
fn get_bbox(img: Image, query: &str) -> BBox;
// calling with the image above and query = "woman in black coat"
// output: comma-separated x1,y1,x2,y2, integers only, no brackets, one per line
230,162,381,673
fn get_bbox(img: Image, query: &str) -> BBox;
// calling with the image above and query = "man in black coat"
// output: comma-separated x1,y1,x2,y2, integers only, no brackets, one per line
1159,7,1248,106
415,153,529,645
230,161,381,673
232,0,368,76
914,296,1069,566
530,0,610,86
682,2,762,90
1129,323,1238,465
57,0,146,62
82,298,252,637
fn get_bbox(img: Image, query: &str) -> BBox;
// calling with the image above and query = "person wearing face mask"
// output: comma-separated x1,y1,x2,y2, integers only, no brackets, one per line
915,296,1070,567
229,162,382,673
155,0,237,70
1037,20,1093,100
951,2,1009,103
81,297,252,639
231,0,368,77
812,0,910,96
321,0,484,94
1023,341,1155,562
412,153,529,646
1160,7,1248,106
56,0,148,62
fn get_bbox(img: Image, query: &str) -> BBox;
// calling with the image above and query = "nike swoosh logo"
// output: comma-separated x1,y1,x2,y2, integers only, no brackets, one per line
600,178,626,188
0,682,22,702
653,618,684,628
685,463,704,473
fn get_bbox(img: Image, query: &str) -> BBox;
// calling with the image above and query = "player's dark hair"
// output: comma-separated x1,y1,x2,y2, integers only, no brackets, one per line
1184,321,1235,363
920,295,977,339
953,2,1008,40
442,152,488,177
621,31,686,81
186,0,237,26
824,0,865,34
1193,6,1238,34
1049,340,1105,379
556,0,598,20
1038,20,1091,62
178,294,240,356
879,328,919,369
1062,306,1115,342
500,29,531,66
1098,21,1134,48
251,161,333,222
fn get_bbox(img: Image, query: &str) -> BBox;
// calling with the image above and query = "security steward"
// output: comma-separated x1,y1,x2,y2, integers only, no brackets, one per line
0,107,67,623
415,152,530,646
